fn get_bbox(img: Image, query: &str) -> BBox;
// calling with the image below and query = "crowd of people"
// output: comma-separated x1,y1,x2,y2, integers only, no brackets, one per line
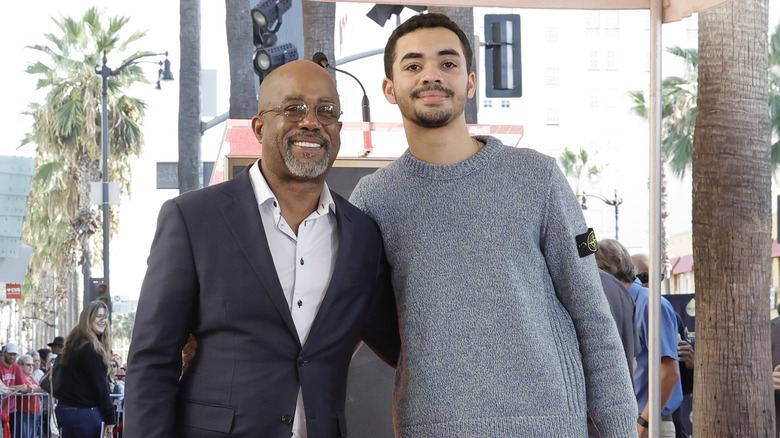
1,301,125,438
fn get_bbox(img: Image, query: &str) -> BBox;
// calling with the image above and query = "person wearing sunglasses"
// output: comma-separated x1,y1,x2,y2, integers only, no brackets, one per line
126,59,399,438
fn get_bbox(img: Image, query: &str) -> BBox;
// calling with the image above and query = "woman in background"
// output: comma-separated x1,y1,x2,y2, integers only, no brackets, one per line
14,354,44,438
54,301,115,438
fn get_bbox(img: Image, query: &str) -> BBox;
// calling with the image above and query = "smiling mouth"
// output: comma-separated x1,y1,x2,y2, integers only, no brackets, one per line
293,141,321,148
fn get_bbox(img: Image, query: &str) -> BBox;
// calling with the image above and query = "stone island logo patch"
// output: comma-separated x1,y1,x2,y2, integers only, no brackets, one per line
576,228,598,258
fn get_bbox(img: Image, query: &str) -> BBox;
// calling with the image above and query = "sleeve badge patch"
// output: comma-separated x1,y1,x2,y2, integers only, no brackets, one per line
576,228,598,258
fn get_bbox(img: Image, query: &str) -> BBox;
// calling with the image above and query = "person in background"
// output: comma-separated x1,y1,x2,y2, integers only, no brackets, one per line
54,301,115,438
1,343,28,436
46,338,64,357
25,351,43,384
632,252,694,438
125,59,399,438
37,349,51,375
596,240,682,438
14,354,44,438
770,316,780,438
587,269,639,438
36,348,52,438
350,12,636,437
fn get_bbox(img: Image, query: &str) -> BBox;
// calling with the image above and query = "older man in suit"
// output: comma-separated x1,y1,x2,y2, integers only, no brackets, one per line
125,60,399,438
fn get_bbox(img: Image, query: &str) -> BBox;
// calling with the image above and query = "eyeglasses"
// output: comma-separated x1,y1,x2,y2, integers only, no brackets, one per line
21,363,33,366
259,101,341,126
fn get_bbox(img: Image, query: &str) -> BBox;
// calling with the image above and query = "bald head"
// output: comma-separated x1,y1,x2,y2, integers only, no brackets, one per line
257,60,339,113
631,253,649,275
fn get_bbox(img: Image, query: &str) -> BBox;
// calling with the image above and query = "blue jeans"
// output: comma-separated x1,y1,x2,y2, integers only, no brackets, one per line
12,411,41,438
55,404,102,438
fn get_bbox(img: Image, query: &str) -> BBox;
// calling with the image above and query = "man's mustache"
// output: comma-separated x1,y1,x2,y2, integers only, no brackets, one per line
411,84,454,99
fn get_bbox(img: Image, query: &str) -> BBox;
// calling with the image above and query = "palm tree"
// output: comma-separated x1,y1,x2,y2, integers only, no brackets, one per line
630,46,698,179
226,0,257,119
22,7,150,331
632,36,780,178
558,147,601,201
302,1,336,66
179,0,201,193
692,0,773,434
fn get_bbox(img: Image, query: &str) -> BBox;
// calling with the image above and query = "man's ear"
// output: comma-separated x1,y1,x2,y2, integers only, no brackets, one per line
467,71,476,99
251,115,263,140
383,77,397,104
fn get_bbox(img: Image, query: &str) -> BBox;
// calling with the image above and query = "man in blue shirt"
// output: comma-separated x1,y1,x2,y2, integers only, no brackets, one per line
596,239,683,438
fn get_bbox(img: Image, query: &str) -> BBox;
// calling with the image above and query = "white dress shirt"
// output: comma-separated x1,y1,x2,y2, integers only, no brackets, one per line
249,162,338,438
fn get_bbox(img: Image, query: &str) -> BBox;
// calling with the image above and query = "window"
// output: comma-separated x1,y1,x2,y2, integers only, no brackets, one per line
483,99,493,108
606,50,617,70
501,100,510,108
589,94,599,110
603,11,619,29
546,67,559,85
589,51,600,70
546,108,560,126
545,26,559,44
586,11,599,29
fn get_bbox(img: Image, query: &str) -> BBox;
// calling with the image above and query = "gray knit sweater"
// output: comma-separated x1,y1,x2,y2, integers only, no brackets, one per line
350,136,637,437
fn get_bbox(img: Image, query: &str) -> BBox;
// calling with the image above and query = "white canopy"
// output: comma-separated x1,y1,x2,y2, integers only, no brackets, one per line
320,0,731,22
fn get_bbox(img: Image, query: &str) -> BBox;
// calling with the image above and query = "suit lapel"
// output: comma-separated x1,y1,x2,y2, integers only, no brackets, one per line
306,194,355,341
219,165,299,343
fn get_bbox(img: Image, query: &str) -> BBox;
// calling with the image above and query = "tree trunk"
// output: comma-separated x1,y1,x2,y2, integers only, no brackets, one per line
226,0,257,119
302,1,335,74
692,0,773,435
428,7,477,124
179,0,202,193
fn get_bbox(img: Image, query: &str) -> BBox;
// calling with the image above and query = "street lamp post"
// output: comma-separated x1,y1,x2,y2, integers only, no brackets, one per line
582,190,623,240
94,50,173,295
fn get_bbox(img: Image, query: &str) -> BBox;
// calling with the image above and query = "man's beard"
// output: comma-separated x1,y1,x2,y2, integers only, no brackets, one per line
408,84,462,128
283,131,332,179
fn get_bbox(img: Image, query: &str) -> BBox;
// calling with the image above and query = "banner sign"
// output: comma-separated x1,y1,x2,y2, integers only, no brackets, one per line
6,283,21,299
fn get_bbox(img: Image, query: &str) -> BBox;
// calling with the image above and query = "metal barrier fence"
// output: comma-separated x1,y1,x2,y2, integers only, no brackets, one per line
1,393,124,438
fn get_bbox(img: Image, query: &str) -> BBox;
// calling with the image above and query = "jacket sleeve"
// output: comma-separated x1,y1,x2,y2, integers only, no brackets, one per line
539,161,638,437
124,199,198,437
360,240,401,368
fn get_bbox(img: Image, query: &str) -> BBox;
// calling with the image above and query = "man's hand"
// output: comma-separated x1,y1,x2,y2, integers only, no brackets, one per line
181,334,198,376
773,364,780,390
677,338,694,370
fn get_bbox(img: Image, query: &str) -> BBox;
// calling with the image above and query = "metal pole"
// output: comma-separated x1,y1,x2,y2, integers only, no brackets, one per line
614,203,619,241
648,1,664,437
99,50,111,297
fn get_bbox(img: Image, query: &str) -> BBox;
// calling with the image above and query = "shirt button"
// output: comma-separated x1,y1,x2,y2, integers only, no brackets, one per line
281,414,293,424
298,357,307,366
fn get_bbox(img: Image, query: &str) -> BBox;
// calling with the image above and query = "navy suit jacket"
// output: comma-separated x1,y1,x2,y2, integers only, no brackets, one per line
125,164,400,437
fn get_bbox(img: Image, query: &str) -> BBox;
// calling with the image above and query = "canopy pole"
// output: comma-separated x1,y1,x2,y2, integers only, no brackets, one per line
648,1,663,437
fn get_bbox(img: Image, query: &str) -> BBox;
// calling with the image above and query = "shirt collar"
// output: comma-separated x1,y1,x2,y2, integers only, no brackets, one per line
249,160,336,215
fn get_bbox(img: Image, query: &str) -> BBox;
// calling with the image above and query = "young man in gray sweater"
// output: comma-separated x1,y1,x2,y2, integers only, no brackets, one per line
350,12,638,437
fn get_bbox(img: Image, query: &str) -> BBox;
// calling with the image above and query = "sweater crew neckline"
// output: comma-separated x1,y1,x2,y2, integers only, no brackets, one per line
398,135,500,180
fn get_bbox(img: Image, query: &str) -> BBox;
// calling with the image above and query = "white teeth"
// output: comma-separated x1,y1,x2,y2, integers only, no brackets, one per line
293,141,321,148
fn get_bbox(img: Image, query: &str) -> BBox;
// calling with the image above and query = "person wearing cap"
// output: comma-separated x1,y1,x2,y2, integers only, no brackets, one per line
47,337,65,356
1,343,29,435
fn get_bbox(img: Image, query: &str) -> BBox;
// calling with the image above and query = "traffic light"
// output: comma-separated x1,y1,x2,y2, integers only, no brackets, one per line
251,0,298,79
484,14,522,98
87,277,111,310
